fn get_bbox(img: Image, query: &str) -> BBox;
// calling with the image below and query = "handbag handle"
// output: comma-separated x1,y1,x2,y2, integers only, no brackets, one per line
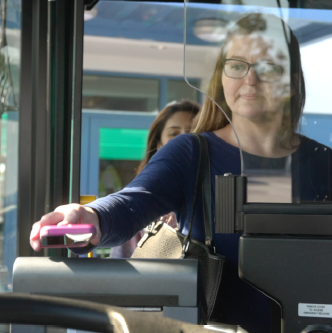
184,134,214,251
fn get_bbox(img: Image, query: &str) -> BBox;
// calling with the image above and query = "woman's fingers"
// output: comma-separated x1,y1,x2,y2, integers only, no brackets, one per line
29,204,101,251
29,211,66,251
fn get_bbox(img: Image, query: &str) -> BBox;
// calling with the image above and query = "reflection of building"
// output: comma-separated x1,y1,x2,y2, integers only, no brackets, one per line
0,113,18,291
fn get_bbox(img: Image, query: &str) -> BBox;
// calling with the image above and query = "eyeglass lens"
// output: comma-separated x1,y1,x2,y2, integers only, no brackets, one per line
224,60,282,82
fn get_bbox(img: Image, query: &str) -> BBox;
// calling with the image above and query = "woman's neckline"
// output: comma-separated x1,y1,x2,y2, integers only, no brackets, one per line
206,131,301,160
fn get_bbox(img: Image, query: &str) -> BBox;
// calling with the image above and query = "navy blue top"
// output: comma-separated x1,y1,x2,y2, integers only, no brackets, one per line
87,131,332,333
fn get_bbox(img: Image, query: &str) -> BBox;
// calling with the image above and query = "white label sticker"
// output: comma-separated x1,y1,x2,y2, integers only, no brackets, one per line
299,303,332,318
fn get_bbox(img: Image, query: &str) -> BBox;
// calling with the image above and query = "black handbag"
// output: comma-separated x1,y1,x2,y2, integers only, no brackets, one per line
131,134,226,323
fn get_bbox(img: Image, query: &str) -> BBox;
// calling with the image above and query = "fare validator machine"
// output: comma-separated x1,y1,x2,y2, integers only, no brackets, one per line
215,174,332,333
12,257,203,333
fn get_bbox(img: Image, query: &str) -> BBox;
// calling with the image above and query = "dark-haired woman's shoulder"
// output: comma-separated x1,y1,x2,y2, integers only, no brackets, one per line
151,131,240,169
148,132,200,166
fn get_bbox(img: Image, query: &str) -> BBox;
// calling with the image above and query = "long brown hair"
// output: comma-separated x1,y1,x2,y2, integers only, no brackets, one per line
136,100,200,174
191,13,306,147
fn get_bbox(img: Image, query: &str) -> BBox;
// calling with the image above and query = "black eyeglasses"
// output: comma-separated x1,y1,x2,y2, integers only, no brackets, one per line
223,59,283,83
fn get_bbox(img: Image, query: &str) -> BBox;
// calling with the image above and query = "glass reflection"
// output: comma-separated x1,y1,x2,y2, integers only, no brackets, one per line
81,1,201,201
0,0,20,293
217,13,300,203
184,2,332,203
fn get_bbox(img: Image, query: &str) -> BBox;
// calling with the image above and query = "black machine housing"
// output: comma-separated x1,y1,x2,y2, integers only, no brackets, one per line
215,174,332,333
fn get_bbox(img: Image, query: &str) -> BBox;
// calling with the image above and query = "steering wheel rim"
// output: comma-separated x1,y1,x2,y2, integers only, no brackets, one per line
0,293,211,333
0,293,115,332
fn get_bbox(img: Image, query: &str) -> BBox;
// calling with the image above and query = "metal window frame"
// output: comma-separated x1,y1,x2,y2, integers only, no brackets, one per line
18,0,84,257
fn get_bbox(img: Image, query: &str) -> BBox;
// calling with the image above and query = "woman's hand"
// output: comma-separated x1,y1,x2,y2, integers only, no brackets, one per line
29,204,101,251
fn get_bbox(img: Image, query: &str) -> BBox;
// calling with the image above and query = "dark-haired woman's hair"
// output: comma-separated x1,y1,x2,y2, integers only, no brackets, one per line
192,13,306,148
136,100,200,174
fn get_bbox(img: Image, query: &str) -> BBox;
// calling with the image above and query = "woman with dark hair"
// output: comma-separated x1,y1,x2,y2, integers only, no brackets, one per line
30,13,332,332
136,100,200,175
110,100,200,258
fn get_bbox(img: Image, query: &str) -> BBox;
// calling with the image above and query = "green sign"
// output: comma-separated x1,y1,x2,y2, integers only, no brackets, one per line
99,128,149,160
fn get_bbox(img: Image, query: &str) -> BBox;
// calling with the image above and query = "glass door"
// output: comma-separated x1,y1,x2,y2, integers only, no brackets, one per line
0,0,21,292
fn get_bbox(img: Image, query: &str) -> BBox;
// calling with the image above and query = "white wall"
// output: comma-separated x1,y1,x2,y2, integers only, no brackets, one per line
301,36,332,114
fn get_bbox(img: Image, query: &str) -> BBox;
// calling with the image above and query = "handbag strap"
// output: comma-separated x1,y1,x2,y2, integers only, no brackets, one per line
184,134,214,251
201,137,214,249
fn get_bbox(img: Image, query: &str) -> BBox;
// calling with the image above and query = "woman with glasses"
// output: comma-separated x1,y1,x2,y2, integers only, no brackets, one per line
30,13,332,332
194,12,304,160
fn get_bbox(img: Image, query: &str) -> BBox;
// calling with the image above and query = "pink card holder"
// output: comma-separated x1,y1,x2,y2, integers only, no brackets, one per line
40,224,97,248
